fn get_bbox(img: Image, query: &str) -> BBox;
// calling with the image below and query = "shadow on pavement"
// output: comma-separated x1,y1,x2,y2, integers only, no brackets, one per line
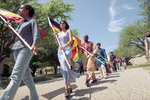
21,96,29,100
70,86,108,100
90,79,117,87
36,78,64,85
41,84,78,100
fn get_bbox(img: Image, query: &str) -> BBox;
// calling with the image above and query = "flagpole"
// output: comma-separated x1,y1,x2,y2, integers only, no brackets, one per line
48,17,71,68
77,36,114,68
0,15,37,55
97,53,114,68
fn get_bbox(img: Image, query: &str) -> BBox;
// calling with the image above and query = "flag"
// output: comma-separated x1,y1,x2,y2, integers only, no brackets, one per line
71,37,82,62
0,8,46,37
49,18,61,32
0,8,23,23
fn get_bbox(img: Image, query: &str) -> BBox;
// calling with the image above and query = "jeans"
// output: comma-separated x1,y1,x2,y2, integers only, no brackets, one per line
0,48,39,100
116,62,121,70
122,62,126,69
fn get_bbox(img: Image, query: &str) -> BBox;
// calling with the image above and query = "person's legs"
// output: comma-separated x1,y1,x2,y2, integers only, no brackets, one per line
22,66,39,100
0,48,34,100
99,66,103,78
116,63,119,70
101,65,107,78
118,63,121,70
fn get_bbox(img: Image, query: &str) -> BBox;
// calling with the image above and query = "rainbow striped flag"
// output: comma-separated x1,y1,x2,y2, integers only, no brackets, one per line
0,8,46,37
49,18,82,62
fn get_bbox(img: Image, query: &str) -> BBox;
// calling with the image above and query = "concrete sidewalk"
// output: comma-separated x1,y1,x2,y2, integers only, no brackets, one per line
0,68,150,100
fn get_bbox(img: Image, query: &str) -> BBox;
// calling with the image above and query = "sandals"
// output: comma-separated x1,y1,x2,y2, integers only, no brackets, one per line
69,88,73,93
65,89,70,99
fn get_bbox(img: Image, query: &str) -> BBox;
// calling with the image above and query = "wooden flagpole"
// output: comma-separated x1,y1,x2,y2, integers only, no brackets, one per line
48,17,70,68
0,15,37,55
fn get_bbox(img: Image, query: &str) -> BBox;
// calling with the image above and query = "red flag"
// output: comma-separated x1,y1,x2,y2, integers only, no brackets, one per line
0,8,46,37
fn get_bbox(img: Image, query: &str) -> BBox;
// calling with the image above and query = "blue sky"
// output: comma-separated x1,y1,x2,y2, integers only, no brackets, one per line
38,0,143,53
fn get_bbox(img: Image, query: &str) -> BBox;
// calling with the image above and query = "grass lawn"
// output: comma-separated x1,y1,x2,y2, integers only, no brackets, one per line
126,64,150,69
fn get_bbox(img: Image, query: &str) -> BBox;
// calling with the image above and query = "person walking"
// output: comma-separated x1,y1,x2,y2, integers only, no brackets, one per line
115,56,121,70
79,60,84,74
96,43,107,79
0,5,40,100
121,55,126,70
110,52,117,72
54,20,80,99
81,35,97,87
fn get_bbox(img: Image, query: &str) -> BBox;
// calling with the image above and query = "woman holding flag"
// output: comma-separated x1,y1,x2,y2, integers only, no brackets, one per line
0,5,40,100
53,20,80,99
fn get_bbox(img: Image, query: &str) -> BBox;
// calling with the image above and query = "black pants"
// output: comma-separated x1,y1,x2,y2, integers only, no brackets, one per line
80,66,84,74
113,62,117,72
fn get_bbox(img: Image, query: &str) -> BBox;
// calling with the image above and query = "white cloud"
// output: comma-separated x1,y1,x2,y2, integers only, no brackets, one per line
107,0,126,33
123,4,135,10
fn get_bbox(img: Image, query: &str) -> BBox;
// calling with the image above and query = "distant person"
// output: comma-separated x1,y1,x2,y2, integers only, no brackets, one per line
45,68,47,75
81,35,97,87
110,52,117,72
121,55,126,70
96,43,107,79
79,60,84,74
115,56,121,70
145,31,150,58
106,54,112,76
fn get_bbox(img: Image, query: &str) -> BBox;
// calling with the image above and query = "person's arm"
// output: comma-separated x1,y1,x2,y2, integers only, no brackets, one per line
92,43,97,57
31,19,41,53
145,41,150,57
60,29,73,50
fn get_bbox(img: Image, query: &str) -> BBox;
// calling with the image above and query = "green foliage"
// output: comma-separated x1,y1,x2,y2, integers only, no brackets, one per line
118,20,147,52
111,0,150,63
0,0,78,75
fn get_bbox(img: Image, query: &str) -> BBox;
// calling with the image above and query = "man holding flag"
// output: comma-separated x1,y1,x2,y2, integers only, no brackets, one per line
81,35,97,87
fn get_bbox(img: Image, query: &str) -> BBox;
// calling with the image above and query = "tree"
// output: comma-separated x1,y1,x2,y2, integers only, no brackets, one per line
118,20,147,53
0,0,77,75
0,0,36,64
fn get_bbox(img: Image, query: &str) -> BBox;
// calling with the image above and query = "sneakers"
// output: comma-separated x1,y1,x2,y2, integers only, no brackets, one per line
91,79,97,83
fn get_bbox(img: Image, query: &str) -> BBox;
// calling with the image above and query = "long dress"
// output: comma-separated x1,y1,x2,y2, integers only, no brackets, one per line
57,32,80,84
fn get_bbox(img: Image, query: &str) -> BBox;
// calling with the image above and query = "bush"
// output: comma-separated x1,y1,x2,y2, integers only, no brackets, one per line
0,73,62,90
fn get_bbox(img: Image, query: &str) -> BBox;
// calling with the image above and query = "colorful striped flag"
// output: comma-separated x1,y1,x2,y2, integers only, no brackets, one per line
0,8,23,23
0,8,46,37
71,36,82,62
49,18,82,62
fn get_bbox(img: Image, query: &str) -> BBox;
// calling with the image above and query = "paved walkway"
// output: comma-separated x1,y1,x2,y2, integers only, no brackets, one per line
0,68,150,100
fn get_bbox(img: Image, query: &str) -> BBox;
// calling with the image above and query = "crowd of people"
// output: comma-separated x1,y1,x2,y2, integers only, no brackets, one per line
0,4,128,100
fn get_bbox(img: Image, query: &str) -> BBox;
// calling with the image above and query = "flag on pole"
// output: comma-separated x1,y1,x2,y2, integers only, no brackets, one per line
48,17,82,62
0,8,46,37
71,36,82,62
48,18,61,32
0,8,23,23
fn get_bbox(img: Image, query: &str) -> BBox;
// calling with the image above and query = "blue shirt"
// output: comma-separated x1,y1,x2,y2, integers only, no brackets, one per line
79,62,83,66
96,48,107,67
12,17,40,50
